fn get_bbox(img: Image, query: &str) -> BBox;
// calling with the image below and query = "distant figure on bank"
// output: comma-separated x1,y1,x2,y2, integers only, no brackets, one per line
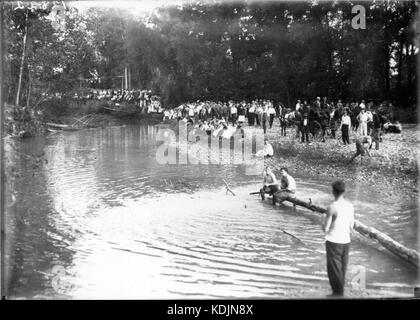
268,104,276,129
260,167,279,205
257,138,274,158
349,136,372,163
340,110,351,145
323,180,354,297
279,109,287,136
275,167,296,204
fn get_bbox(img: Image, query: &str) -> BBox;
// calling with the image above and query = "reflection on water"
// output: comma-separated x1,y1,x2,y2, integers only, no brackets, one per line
4,125,418,299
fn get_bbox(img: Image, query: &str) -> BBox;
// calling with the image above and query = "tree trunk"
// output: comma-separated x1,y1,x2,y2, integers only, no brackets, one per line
272,193,420,268
26,69,32,107
384,43,390,95
397,38,403,92
15,10,29,107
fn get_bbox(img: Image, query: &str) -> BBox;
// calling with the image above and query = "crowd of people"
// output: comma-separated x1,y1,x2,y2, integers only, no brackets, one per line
79,89,162,112
42,89,163,112
164,97,400,153
286,97,401,146
164,100,277,134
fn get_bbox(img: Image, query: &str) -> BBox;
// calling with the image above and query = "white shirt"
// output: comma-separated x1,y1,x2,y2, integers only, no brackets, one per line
268,107,276,115
341,115,351,126
281,174,296,193
358,112,369,123
295,103,301,111
230,106,237,114
325,198,355,244
263,143,274,156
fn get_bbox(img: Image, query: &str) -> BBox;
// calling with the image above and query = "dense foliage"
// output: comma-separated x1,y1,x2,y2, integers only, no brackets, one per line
3,0,418,109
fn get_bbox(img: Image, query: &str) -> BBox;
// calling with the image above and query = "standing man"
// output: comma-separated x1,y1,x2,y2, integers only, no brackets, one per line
300,113,310,143
262,104,269,134
229,101,238,125
256,103,263,126
370,110,381,150
340,110,351,145
268,103,276,129
280,108,288,136
248,102,255,126
323,180,355,297
356,108,368,136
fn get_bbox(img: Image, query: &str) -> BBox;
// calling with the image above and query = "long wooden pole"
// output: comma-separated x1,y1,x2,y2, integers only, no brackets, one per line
0,0,5,298
273,193,420,269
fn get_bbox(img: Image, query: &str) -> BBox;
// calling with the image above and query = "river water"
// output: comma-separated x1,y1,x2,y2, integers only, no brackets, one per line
4,125,418,299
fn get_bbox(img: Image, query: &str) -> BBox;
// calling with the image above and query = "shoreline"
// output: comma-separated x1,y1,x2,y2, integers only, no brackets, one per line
262,124,418,204
10,114,418,204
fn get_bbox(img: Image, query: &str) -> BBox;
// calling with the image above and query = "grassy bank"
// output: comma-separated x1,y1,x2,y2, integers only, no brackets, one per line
262,124,418,202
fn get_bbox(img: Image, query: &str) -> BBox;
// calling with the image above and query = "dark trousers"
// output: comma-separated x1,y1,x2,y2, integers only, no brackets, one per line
280,121,287,136
269,114,275,128
260,185,279,197
326,241,350,296
371,127,380,150
248,113,255,125
301,125,309,143
341,124,350,145
262,117,268,133
260,185,280,204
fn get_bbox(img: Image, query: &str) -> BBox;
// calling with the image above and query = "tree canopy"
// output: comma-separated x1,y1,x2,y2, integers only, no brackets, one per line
3,0,418,108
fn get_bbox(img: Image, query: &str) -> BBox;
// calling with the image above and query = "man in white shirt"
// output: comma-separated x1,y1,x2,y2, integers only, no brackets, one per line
248,103,255,126
274,167,296,204
229,102,237,124
357,109,369,136
323,180,354,297
256,138,274,158
340,110,351,145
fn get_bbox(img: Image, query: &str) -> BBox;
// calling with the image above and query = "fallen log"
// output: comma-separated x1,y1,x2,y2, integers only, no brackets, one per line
46,122,79,131
273,193,419,269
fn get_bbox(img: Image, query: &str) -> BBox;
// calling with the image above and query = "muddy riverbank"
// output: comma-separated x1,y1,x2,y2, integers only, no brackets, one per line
261,124,418,205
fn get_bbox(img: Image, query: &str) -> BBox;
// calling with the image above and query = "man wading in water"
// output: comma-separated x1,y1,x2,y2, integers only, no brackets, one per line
323,180,355,297
260,167,279,205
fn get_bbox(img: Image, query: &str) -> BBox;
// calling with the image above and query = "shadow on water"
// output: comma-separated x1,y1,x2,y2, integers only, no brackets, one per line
4,125,418,299
5,137,76,298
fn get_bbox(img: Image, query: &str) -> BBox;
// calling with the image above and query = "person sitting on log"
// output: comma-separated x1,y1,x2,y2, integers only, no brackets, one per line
260,167,280,205
275,167,297,204
349,136,372,164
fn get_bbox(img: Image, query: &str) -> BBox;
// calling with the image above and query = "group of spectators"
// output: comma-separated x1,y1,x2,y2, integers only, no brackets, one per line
72,89,162,113
164,97,400,150
164,100,278,134
286,97,401,148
